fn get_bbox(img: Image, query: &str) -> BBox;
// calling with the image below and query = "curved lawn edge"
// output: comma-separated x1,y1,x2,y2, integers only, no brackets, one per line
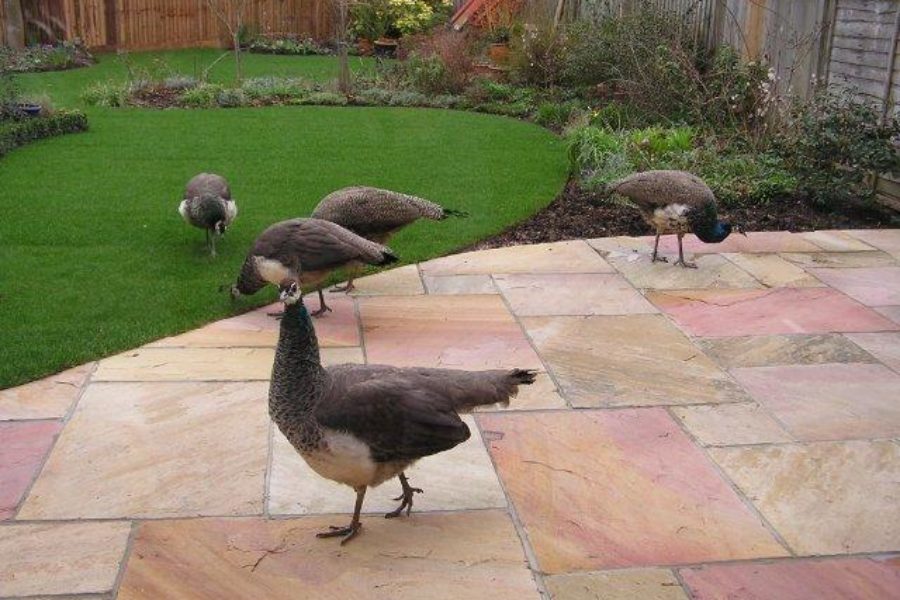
0,104,568,388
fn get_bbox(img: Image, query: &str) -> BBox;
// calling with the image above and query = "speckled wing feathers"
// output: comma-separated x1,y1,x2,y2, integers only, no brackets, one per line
311,187,448,238
607,170,715,214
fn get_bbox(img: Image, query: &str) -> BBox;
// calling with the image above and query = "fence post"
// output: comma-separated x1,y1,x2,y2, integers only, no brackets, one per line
881,1,900,124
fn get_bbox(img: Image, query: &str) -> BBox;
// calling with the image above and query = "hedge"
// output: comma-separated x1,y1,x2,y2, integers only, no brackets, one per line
0,110,89,158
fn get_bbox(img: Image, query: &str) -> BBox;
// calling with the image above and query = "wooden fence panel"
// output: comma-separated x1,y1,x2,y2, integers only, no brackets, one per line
828,0,898,105
1,0,331,49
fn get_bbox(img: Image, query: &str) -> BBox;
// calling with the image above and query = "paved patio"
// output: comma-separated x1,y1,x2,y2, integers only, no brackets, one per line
2,229,900,599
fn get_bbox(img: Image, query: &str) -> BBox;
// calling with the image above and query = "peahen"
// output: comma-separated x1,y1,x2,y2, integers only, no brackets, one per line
178,173,238,257
228,218,397,316
607,170,742,268
270,280,536,544
311,186,467,292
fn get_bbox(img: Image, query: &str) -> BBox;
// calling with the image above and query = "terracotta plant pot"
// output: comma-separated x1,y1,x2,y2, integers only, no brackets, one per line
357,38,374,56
488,42,510,65
374,38,399,58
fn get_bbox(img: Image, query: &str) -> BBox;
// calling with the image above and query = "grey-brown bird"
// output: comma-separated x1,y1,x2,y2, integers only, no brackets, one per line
229,218,397,316
178,173,238,257
607,170,740,268
270,280,536,544
311,186,467,292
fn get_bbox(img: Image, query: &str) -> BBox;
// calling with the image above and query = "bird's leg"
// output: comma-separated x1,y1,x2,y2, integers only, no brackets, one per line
331,265,361,293
651,231,668,263
385,472,424,519
317,486,366,545
674,233,697,269
209,231,217,258
310,289,333,317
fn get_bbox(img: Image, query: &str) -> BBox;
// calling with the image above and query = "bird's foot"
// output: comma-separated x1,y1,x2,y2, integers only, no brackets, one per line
310,305,332,318
330,282,355,294
651,255,668,263
266,311,285,320
674,259,698,269
316,522,362,545
385,486,423,519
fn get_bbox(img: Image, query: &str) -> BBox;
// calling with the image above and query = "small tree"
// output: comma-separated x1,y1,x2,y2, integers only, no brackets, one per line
3,0,26,49
331,0,355,93
205,0,249,82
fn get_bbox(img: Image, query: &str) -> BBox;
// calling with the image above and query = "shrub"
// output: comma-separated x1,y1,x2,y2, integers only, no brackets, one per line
241,77,313,101
774,88,900,205
299,92,349,106
216,88,247,108
0,41,93,73
162,75,199,91
248,35,331,56
403,29,476,94
0,110,88,158
509,23,568,88
81,81,130,107
534,100,582,130
180,84,224,108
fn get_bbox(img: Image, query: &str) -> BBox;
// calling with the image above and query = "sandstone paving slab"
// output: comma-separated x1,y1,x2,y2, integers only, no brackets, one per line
780,251,898,269
148,296,359,349
722,253,823,288
269,416,506,515
545,568,688,600
710,440,900,555
587,235,653,256
0,364,93,420
679,556,900,600
478,410,787,573
419,241,612,276
0,521,131,597
117,512,539,600
608,253,761,290
845,332,900,373
93,346,360,381
0,421,62,519
875,305,900,325
846,229,900,257
801,230,877,252
695,334,876,368
671,402,792,446
475,372,568,411
18,381,268,519
360,295,543,370
650,231,820,256
348,264,425,296
495,273,657,316
648,288,898,337
522,315,747,407
731,363,900,441
809,266,900,306
423,274,497,294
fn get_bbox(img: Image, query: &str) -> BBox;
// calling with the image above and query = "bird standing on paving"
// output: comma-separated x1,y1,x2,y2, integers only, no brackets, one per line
607,170,741,268
270,280,536,544
229,218,397,316
178,173,238,257
311,186,467,292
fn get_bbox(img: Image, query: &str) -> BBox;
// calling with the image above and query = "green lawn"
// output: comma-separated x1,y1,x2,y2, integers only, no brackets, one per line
0,52,568,389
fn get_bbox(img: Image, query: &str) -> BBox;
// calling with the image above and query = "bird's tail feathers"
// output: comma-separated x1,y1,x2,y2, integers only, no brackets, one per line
440,207,470,219
379,248,399,265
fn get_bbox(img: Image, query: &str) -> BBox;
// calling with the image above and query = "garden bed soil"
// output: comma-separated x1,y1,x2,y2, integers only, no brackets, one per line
473,182,900,250
129,85,185,109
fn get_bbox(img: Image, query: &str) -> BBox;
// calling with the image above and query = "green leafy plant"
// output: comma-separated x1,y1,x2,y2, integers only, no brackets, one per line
775,88,900,205
180,83,225,107
80,81,130,107
0,110,88,158
248,35,331,55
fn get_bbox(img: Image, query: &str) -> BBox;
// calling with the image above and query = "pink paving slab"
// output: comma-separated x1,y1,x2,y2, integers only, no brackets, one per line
647,288,899,337
680,556,900,600
0,421,62,519
477,409,786,573
808,267,900,307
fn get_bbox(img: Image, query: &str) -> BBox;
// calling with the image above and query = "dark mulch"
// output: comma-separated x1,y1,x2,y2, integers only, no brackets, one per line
129,85,184,109
473,181,900,250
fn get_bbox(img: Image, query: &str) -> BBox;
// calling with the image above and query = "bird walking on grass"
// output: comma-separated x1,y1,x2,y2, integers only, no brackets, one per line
228,218,397,316
270,280,535,544
607,170,741,268
311,186,467,292
178,173,238,257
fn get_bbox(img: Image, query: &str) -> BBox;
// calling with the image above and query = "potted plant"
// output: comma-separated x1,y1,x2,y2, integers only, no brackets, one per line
16,102,41,117
487,25,511,64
